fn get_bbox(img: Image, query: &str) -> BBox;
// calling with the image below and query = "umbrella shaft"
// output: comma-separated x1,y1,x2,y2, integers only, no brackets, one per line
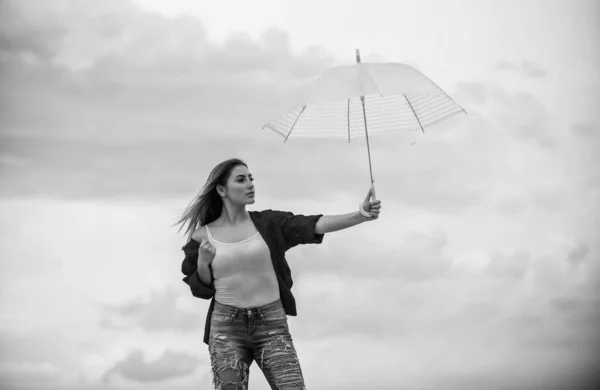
360,96,374,187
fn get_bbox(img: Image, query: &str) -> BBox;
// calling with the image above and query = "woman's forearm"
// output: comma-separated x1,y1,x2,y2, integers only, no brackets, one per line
196,262,212,286
315,211,369,234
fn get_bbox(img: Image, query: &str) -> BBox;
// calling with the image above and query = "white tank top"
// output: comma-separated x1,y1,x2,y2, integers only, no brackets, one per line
206,225,280,308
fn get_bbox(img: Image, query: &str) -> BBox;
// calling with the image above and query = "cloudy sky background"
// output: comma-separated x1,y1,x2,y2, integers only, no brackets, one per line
1,0,599,389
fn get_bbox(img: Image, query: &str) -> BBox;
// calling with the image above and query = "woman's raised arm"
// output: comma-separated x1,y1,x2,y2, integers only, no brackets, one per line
315,187,381,234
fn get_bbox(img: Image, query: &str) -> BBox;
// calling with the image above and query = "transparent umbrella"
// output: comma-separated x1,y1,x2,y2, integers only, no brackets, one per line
263,49,467,200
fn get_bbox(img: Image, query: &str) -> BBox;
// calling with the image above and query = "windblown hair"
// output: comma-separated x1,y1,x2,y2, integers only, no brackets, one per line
175,158,248,240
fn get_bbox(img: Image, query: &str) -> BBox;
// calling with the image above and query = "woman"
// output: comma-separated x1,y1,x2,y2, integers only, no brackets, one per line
176,158,381,390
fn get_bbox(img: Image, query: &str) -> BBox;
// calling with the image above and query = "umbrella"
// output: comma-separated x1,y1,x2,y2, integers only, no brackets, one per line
262,49,467,200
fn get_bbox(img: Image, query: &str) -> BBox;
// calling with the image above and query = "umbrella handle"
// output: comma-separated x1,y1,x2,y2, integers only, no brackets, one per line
370,185,377,201
360,185,377,218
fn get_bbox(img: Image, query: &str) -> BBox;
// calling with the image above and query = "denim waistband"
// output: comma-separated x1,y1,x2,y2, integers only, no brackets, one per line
213,299,283,317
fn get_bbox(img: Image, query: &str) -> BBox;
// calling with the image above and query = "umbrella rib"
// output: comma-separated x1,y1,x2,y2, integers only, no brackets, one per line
410,96,456,115
425,105,465,122
284,105,307,143
419,109,465,129
347,98,351,143
408,65,468,115
364,67,383,97
263,122,288,138
404,95,425,134
412,103,460,123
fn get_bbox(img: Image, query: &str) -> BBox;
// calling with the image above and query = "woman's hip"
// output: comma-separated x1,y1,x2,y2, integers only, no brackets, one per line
210,298,289,337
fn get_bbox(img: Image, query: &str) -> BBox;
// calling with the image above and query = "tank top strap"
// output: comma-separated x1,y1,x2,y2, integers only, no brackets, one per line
205,225,260,245
205,225,215,244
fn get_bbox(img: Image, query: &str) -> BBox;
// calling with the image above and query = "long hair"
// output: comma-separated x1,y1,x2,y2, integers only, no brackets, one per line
174,158,248,240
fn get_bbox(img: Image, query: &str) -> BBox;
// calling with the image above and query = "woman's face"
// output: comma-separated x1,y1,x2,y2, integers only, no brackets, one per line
221,165,255,205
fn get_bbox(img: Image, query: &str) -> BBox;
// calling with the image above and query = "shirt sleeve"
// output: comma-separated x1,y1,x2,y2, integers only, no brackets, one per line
181,240,215,299
273,210,325,251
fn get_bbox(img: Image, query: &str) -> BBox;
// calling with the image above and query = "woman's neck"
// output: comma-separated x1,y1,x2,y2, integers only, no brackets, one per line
216,203,249,226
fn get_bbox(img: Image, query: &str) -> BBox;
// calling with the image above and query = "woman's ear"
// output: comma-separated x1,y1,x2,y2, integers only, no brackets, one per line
216,184,225,197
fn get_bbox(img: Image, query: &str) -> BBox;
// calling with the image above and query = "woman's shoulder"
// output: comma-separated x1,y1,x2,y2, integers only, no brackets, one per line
252,209,290,218
190,225,208,243
182,226,205,253
251,210,298,229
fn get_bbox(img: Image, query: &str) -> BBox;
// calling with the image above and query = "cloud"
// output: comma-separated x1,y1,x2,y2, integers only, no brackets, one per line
1,3,599,390
101,227,458,337
483,250,532,279
2,0,590,242
0,330,73,387
0,0,571,219
285,229,470,338
0,0,333,129
423,368,599,390
566,241,590,269
289,225,462,282
0,0,339,200
550,296,585,313
570,123,597,138
0,250,62,288
455,80,561,149
102,349,200,383
0,0,68,61
287,231,600,352
0,361,60,390
491,89,557,148
495,197,524,214
100,287,204,332
455,81,489,105
496,60,547,79
520,61,547,79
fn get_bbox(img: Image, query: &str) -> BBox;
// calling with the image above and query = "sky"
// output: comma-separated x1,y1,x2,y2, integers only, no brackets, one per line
0,0,599,389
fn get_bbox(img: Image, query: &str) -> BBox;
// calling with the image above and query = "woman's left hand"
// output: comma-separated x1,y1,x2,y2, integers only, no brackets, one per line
361,187,382,220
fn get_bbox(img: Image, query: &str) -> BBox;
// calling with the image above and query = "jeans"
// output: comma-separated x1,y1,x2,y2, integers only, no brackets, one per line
209,299,306,390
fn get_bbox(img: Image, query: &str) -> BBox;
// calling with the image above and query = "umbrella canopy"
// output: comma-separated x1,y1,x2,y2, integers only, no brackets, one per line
262,50,467,198
264,58,465,140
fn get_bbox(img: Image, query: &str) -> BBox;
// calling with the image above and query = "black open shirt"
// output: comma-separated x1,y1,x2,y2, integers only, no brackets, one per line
181,209,325,345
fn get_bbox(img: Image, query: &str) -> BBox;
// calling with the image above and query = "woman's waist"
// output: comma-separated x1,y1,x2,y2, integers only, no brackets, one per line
213,272,278,287
213,297,283,317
